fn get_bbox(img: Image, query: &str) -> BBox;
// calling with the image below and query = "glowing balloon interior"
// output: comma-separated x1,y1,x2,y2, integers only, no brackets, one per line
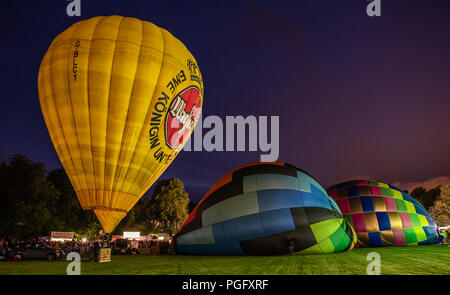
38,16,203,232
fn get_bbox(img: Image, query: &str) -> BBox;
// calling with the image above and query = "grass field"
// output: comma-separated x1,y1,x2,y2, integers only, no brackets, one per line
0,244,449,275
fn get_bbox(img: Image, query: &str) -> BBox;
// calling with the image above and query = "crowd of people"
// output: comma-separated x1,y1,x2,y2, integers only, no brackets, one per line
119,238,174,254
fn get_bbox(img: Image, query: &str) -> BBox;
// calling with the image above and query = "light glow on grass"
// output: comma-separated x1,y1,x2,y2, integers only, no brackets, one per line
0,245,448,275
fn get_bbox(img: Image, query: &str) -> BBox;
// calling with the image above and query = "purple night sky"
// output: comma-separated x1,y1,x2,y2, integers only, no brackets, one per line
0,0,449,202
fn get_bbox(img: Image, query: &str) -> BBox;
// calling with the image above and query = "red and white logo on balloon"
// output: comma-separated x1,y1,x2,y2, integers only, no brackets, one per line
165,86,202,150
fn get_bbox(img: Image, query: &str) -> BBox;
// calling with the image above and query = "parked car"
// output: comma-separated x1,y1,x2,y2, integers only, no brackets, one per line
11,244,63,261
112,239,132,254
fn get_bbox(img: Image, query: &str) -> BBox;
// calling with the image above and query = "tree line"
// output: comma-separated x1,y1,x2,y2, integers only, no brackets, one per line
0,154,448,239
0,154,193,239
411,186,450,227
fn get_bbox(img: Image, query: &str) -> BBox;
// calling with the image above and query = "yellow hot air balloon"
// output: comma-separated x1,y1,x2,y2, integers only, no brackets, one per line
38,16,204,233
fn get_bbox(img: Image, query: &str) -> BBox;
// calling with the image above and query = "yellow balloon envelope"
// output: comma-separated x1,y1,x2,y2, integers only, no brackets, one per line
38,16,204,232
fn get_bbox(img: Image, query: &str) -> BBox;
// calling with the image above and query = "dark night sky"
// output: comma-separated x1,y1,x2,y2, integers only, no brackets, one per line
0,0,449,202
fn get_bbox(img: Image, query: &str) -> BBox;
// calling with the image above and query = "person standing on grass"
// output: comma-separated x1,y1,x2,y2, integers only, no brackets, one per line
4,240,12,260
437,229,443,243
0,239,5,257
94,239,101,262
440,229,447,244
285,237,295,256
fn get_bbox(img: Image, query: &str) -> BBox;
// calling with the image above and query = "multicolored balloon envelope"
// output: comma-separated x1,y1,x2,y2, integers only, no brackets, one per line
327,180,439,247
175,162,357,255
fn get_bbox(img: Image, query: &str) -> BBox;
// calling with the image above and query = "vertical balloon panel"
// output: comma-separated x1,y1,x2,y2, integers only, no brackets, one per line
38,16,204,232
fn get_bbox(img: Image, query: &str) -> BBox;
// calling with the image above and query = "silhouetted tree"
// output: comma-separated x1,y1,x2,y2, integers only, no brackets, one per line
47,169,89,232
0,154,60,238
114,197,157,235
411,186,441,210
429,186,450,226
149,178,189,234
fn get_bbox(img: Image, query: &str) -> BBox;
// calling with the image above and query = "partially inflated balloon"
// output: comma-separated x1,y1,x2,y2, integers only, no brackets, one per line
38,16,204,232
176,162,357,255
327,180,439,247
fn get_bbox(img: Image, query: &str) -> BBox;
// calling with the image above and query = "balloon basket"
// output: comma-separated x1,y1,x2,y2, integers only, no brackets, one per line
98,248,111,263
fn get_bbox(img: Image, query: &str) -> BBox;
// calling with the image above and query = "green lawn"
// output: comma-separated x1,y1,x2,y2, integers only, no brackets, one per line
0,244,449,275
